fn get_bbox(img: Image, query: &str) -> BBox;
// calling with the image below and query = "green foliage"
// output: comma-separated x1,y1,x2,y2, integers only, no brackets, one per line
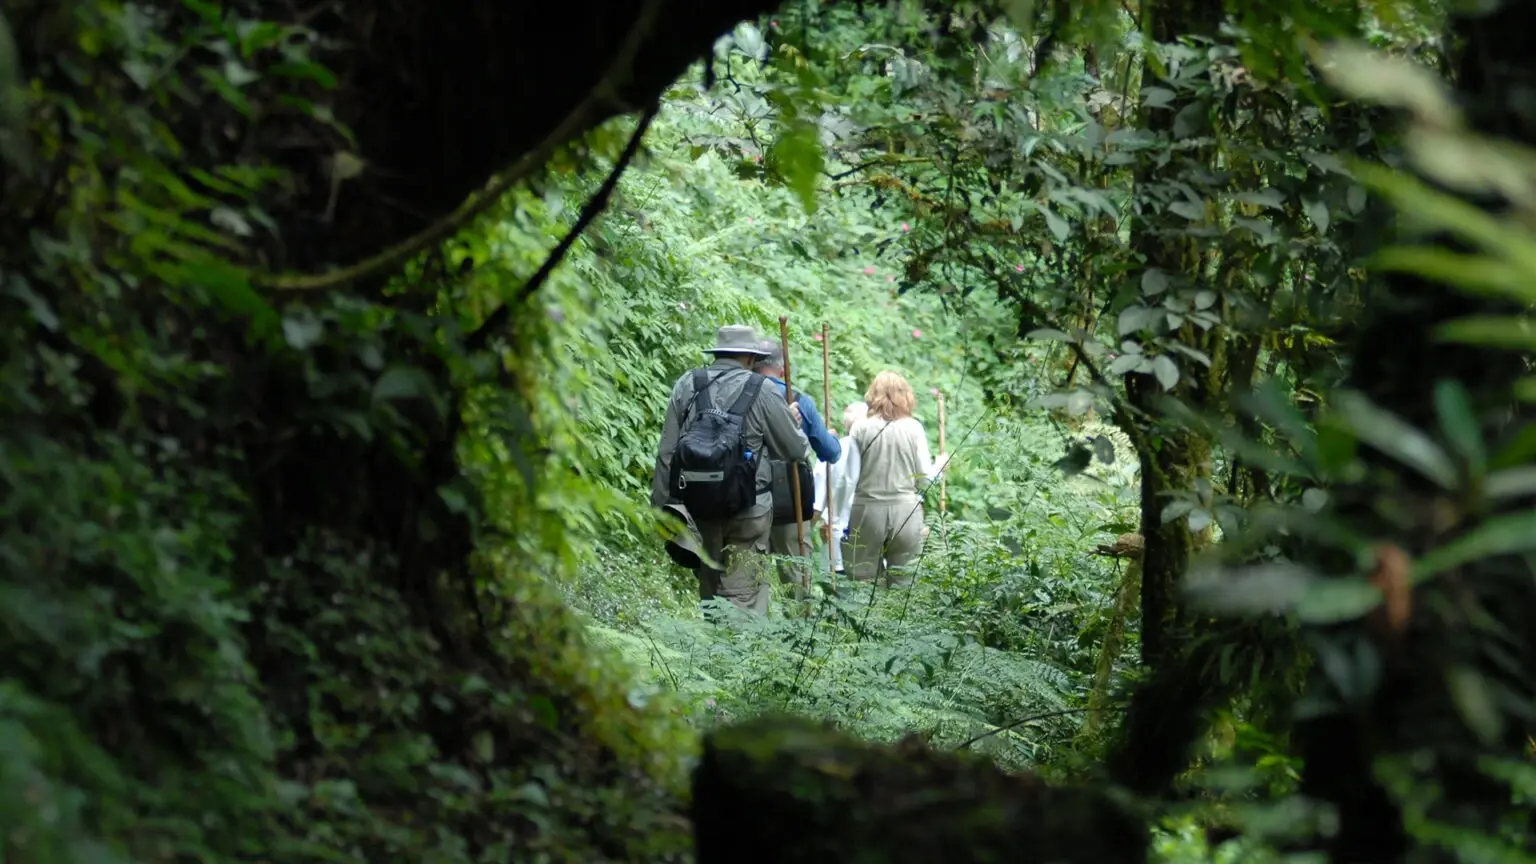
0,3,703,862
6,0,1533,860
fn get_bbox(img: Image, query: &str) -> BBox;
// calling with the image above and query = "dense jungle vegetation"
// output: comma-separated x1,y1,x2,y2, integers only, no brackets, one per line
2,0,1535,861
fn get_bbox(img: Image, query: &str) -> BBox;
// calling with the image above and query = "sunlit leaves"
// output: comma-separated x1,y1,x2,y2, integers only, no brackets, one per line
768,118,823,214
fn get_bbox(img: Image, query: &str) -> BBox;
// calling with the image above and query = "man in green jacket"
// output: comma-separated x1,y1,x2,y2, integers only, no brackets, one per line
653,325,809,614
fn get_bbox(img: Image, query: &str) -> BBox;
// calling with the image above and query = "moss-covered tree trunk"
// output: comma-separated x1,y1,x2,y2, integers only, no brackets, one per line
1116,0,1223,671
1078,554,1142,744
693,716,1148,864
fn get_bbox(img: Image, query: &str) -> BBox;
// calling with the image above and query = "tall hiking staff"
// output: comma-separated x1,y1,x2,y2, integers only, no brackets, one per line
821,322,833,538
937,390,949,544
778,316,808,592
937,391,948,514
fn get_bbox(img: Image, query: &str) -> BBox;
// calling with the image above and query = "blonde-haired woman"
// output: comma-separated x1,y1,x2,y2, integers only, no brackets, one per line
840,371,949,585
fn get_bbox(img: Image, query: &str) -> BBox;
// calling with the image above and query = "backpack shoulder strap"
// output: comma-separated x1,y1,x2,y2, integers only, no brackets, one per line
727,372,765,418
686,369,715,416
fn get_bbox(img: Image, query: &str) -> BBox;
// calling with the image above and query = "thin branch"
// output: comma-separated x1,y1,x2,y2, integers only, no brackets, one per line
260,0,666,292
823,154,931,181
464,103,659,353
956,706,1118,750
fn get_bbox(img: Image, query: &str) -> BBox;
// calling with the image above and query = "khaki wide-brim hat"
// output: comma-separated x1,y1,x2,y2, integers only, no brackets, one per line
707,324,771,356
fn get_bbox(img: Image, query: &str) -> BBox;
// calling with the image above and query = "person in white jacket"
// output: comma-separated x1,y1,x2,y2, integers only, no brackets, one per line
840,372,949,586
823,401,868,575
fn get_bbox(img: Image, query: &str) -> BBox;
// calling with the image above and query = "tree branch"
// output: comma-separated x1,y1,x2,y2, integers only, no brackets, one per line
464,103,659,353
260,0,667,292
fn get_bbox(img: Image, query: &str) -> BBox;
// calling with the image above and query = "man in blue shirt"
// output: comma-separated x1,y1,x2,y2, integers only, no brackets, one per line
754,341,841,589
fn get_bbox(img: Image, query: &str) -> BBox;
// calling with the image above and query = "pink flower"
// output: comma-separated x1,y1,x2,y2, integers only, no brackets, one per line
813,332,824,342
912,329,922,338
1015,263,1025,272
930,387,940,397
901,222,910,232
887,275,896,282
746,217,754,224
863,266,876,275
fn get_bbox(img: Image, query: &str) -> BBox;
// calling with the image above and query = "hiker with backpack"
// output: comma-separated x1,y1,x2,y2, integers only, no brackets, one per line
651,325,810,615
752,340,841,589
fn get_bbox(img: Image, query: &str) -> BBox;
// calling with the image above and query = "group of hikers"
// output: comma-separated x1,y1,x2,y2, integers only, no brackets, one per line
652,324,950,614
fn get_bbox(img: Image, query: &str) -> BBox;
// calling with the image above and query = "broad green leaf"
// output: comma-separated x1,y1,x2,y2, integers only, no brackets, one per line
1485,466,1536,500
1329,390,1457,489
1141,268,1170,295
1024,328,1072,342
1519,377,1536,404
1187,508,1212,533
1151,354,1180,390
1232,188,1285,210
1295,577,1383,625
769,119,823,215
1169,200,1204,221
1118,305,1154,336
1168,342,1212,367
1446,665,1503,746
282,313,324,351
1141,86,1175,109
1434,316,1536,351
1216,428,1312,481
1092,435,1115,464
1346,184,1367,213
1314,423,1360,481
1042,206,1070,242
1243,378,1317,464
1315,41,1458,128
1183,562,1313,617
373,365,435,404
1491,423,1536,470
1354,162,1536,293
1434,379,1485,475
734,23,765,60
1303,198,1330,233
1371,246,1530,300
1412,510,1536,584
1108,353,1144,375
1161,499,1194,524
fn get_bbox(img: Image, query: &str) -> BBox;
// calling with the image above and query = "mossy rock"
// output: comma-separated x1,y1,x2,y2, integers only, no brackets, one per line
694,715,1147,863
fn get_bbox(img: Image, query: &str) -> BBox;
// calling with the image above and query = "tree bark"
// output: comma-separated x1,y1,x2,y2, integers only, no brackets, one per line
1117,0,1223,672
693,715,1148,864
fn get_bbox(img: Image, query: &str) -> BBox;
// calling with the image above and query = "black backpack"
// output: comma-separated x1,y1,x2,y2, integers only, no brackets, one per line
668,369,765,518
769,459,816,526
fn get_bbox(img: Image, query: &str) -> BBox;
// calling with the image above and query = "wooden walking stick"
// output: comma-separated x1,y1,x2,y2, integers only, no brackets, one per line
937,391,948,515
821,322,833,533
779,316,808,592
